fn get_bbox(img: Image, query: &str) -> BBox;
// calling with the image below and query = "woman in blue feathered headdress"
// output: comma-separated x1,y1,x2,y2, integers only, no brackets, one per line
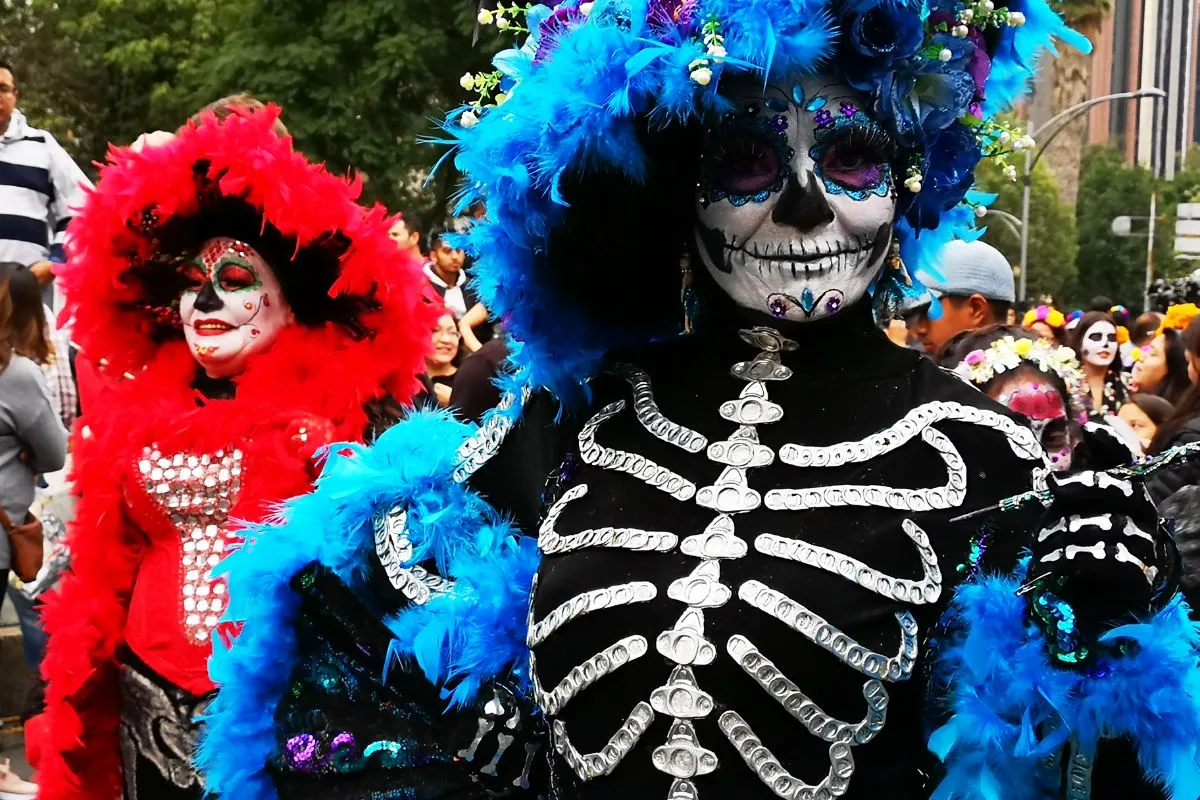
199,1,1200,799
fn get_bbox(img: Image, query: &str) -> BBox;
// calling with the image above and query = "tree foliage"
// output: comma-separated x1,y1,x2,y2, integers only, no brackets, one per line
1,0,494,223
1070,146,1173,308
174,0,493,221
975,156,1078,304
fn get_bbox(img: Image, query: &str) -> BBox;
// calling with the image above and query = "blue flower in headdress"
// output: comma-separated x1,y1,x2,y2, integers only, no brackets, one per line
901,122,981,231
874,36,978,147
839,0,926,92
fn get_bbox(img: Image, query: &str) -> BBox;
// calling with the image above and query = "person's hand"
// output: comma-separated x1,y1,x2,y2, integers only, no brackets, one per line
434,383,453,408
1026,470,1177,663
28,261,56,286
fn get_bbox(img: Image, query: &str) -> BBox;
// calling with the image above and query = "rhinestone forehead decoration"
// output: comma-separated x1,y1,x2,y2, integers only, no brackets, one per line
138,446,244,644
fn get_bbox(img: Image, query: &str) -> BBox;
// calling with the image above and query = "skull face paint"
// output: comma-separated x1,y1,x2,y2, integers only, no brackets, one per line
1081,320,1118,368
180,237,294,378
694,75,896,322
995,380,1073,472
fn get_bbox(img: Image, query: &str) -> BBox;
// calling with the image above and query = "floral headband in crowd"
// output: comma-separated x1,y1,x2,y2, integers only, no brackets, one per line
954,335,1088,423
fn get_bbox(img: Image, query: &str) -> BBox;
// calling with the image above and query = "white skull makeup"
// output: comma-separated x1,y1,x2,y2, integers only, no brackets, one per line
694,74,896,322
180,237,295,378
1081,320,1118,368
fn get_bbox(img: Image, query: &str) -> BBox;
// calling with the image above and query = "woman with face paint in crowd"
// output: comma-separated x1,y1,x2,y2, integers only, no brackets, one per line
1132,307,1196,406
945,326,1139,474
1069,311,1130,419
27,108,433,800
201,2,1200,799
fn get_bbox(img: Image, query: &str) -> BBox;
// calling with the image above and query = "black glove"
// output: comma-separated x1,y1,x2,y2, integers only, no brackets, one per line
1026,470,1179,665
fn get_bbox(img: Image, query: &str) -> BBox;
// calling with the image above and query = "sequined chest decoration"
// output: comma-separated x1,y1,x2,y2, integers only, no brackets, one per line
137,447,244,644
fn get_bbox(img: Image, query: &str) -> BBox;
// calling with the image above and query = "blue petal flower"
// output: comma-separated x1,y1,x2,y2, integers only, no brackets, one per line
874,41,978,147
902,122,980,231
839,0,925,92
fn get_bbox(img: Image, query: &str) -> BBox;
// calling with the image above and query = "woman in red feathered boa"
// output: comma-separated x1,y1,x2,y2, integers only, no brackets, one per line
28,107,434,800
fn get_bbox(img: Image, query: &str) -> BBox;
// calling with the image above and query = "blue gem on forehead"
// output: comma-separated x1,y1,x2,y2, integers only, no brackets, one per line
791,83,805,106
805,96,827,112
800,288,816,313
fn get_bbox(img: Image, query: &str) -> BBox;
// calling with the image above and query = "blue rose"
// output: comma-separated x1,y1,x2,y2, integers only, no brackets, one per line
873,37,977,147
840,0,925,92
901,122,981,231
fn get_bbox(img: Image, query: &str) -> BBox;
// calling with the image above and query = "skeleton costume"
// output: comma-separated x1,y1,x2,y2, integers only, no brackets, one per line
31,109,433,800
203,2,1200,799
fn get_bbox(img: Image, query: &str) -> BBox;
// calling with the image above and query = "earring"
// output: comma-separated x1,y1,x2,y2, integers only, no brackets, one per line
888,239,911,286
680,251,698,334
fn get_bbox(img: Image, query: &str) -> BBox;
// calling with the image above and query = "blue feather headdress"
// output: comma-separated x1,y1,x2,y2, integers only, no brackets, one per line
439,0,1086,405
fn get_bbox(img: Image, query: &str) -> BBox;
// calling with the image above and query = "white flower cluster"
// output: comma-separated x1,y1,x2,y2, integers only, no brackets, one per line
953,336,1087,408
690,19,726,86
904,164,924,194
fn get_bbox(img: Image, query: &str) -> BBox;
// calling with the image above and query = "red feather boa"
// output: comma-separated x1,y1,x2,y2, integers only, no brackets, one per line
34,108,435,800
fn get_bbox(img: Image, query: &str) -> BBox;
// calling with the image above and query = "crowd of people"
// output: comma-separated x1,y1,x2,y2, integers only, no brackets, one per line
2,0,1200,796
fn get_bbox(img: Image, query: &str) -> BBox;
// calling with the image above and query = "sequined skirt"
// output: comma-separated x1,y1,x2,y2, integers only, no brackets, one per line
118,649,213,800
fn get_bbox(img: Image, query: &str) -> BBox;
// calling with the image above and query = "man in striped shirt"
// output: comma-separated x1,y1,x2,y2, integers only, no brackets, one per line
0,60,91,288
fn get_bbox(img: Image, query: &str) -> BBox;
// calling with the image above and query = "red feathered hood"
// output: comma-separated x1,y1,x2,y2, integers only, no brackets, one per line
61,107,434,405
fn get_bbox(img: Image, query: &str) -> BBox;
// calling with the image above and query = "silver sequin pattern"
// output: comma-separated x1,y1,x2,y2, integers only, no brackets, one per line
530,327,1042,798
534,635,648,716
540,485,679,555
579,401,697,501
138,446,242,644
454,387,531,483
372,506,454,604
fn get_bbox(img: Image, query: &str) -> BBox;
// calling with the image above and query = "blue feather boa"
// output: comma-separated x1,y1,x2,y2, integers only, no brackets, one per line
930,574,1200,800
198,409,539,799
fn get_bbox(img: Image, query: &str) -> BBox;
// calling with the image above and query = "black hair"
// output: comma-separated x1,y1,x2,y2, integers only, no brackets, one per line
1088,295,1114,312
1150,327,1193,407
428,229,453,250
1129,392,1175,426
1131,312,1164,346
938,294,1011,326
547,116,702,345
0,59,15,85
1069,311,1124,376
128,173,379,340
1150,316,1200,451
0,261,51,365
399,215,426,253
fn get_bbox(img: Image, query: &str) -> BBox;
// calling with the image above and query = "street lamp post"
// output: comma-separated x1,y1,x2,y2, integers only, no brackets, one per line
1018,88,1167,302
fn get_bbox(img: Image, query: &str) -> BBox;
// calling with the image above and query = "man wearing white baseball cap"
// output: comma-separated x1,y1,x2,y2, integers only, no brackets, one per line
905,238,1016,358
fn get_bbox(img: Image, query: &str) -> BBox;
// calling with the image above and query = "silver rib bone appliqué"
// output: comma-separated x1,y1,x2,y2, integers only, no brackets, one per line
530,326,1043,798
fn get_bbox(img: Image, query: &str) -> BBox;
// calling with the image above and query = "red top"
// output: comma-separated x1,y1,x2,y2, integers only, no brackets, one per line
33,110,435,800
